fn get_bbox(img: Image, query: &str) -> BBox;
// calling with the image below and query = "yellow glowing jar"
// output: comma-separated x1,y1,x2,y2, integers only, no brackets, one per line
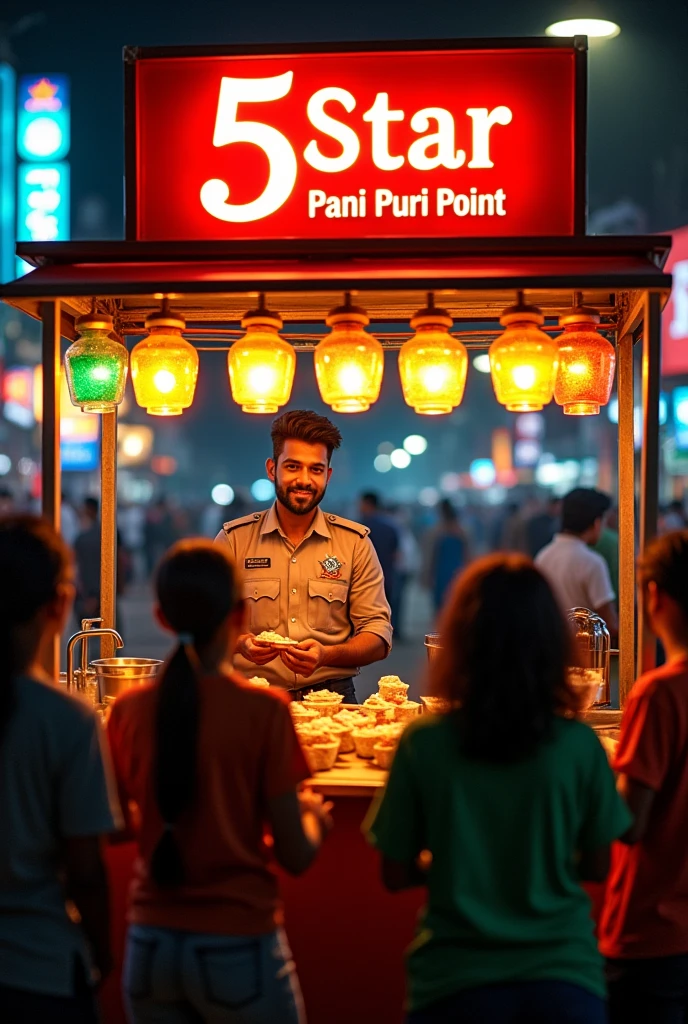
399,297,467,415
131,304,198,416
228,301,295,414
314,295,383,413
555,305,616,416
489,297,558,412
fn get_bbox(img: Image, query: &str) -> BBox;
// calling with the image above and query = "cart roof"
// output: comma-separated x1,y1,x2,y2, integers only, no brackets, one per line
1,237,672,334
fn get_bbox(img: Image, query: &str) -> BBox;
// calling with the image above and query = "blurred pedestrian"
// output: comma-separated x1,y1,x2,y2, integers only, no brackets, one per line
0,487,15,517
535,488,618,639
525,496,562,558
422,499,469,612
390,506,421,643
74,497,101,622
0,516,118,1022
660,499,686,534
61,492,80,546
108,539,332,1024
367,553,630,1024
601,531,688,1024
360,491,400,625
594,505,619,602
143,497,177,577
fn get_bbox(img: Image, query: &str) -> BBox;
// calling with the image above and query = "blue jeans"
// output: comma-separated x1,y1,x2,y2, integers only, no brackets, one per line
123,925,304,1024
607,954,688,1024
406,980,607,1023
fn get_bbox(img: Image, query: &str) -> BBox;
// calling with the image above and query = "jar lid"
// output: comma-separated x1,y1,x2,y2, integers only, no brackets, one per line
75,311,114,332
326,291,369,327
145,298,185,331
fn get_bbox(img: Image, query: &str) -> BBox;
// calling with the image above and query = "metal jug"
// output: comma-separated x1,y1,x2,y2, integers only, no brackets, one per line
567,607,611,705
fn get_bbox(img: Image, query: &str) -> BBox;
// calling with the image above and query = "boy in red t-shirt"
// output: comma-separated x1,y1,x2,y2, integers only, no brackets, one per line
600,530,688,1023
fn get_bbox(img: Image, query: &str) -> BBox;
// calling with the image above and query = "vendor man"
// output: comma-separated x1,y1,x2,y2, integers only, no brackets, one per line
215,409,392,702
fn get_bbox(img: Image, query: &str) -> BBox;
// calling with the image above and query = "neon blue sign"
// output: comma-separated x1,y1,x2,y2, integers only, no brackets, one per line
17,75,70,162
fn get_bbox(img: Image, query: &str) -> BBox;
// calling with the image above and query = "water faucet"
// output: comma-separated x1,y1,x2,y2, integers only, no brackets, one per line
67,627,124,692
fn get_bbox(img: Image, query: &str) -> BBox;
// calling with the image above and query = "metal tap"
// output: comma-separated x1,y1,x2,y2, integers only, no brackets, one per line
67,627,124,692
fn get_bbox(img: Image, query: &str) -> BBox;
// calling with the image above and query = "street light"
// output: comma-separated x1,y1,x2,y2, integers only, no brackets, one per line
546,2,620,39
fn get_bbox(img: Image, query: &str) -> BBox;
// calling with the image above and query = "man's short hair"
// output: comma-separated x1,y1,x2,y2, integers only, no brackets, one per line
561,488,611,535
361,492,380,508
84,496,99,516
271,410,342,464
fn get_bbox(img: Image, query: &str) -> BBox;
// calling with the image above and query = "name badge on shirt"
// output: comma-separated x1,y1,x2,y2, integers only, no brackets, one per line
245,557,271,569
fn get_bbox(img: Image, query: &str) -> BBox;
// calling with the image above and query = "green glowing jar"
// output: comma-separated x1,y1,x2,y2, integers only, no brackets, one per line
64,311,128,414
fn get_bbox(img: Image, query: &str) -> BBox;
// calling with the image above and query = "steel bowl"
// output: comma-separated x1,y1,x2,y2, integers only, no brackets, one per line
90,657,163,699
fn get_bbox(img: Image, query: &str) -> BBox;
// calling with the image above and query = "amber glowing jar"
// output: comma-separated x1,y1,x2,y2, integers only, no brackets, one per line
489,295,558,412
399,295,467,415
554,304,616,416
131,302,198,416
314,294,383,413
228,298,295,414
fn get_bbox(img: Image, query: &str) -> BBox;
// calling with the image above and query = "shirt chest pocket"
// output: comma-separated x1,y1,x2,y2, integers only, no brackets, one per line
242,579,281,634
307,579,349,635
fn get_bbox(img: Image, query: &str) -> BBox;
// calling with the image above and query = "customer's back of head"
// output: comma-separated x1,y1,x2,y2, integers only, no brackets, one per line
638,530,688,649
431,553,576,761
0,516,116,1013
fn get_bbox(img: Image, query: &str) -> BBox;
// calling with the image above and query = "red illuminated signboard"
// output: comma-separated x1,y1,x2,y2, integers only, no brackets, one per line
662,224,688,377
126,40,586,242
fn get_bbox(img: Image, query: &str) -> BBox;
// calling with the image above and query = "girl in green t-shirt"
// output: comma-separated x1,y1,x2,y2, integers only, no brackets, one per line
367,552,630,1024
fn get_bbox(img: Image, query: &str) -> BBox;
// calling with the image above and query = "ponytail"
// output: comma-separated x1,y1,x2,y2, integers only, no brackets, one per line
150,540,238,888
151,639,200,887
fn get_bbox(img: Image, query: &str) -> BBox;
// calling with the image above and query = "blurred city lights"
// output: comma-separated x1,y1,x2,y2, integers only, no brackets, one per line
211,483,235,506
418,487,439,507
390,448,412,469
469,458,496,488
546,17,620,38
251,478,276,502
514,439,542,467
374,453,392,473
674,389,688,427
403,434,428,455
440,472,461,493
607,394,667,426
0,455,10,476
472,354,491,374
514,412,545,438
377,441,395,455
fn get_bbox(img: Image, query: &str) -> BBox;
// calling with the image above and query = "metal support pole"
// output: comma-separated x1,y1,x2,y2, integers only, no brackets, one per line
40,301,61,677
637,292,662,677
617,332,635,706
99,410,118,658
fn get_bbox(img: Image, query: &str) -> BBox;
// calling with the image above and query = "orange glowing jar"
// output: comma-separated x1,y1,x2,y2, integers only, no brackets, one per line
489,296,559,412
399,295,467,415
554,304,616,416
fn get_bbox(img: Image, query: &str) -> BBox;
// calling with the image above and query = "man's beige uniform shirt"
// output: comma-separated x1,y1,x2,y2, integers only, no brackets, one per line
215,503,392,690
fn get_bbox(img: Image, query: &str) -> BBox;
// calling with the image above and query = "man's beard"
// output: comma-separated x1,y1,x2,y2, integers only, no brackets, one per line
275,479,327,516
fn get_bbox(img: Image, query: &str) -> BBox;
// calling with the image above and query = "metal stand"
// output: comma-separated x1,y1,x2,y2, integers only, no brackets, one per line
40,300,61,678
100,409,118,658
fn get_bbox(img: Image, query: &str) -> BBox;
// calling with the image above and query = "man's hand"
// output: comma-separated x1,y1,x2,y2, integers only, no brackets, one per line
236,633,280,666
280,638,327,678
298,787,334,835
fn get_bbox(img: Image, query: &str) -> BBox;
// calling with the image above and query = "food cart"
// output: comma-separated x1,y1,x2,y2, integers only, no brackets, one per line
1,36,672,1024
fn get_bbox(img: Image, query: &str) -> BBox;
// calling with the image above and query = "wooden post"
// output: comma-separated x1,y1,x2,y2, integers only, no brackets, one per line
40,300,61,677
616,331,635,706
99,409,118,658
637,292,662,677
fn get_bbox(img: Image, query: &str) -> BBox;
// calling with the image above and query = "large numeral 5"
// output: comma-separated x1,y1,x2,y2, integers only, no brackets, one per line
200,72,297,224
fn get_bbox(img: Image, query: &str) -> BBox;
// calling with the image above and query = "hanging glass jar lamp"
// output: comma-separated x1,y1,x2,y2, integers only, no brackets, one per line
554,296,616,415
228,295,295,414
130,299,199,416
314,293,384,413
399,293,468,415
64,303,128,414
489,292,559,412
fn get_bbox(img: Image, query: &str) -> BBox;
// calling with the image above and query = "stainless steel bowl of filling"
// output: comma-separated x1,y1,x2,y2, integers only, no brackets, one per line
89,657,163,699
